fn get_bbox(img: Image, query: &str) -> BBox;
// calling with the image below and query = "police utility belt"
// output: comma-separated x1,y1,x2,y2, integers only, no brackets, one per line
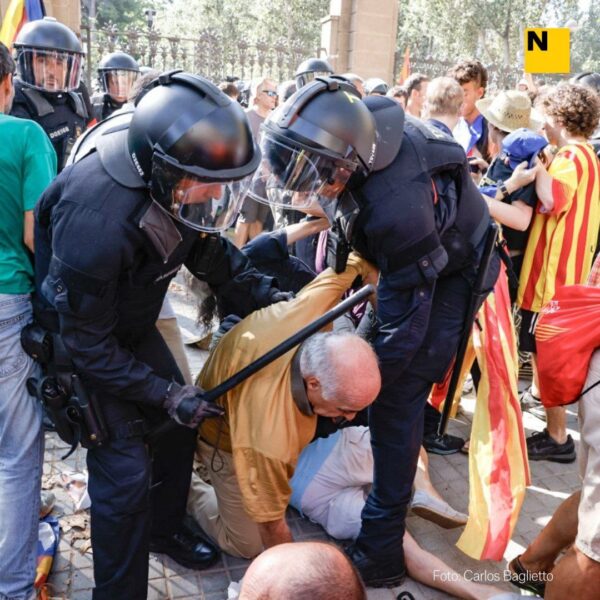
21,323,109,458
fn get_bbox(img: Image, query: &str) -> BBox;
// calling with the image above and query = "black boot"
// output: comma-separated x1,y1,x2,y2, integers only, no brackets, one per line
345,543,406,588
150,526,220,570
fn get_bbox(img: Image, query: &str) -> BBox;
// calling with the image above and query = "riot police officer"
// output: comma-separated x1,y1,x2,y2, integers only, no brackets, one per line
247,77,499,586
364,77,389,96
92,51,140,122
10,17,92,171
294,56,334,89
34,71,282,599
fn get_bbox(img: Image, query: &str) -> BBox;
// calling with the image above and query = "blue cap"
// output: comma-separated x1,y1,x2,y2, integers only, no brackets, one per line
501,128,548,170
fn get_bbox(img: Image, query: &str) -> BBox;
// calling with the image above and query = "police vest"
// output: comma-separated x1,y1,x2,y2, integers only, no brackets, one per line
91,92,124,123
11,78,89,171
351,116,489,280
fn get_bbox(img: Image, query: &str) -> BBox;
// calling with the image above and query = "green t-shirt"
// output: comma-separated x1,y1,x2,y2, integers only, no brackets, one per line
0,113,57,293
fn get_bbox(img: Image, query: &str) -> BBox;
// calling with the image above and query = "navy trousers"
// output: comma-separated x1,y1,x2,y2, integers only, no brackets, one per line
356,271,474,561
86,327,196,600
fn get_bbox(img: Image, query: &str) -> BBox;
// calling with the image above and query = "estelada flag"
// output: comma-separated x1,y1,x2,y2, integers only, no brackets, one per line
398,46,410,84
457,266,530,561
0,0,45,47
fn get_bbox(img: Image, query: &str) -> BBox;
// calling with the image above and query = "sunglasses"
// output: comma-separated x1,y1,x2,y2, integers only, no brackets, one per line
262,90,278,98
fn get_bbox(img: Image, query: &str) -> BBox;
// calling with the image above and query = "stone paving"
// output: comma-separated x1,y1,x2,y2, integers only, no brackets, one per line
42,285,581,599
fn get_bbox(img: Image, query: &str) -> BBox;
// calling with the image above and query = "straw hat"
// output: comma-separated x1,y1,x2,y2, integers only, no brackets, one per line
476,90,543,133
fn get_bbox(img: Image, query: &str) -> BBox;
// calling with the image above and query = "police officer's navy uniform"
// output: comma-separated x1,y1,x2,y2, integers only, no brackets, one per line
91,92,124,122
10,77,90,171
34,129,275,598
350,116,499,570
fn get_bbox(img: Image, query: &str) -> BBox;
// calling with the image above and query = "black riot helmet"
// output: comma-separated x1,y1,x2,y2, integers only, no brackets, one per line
246,76,376,214
98,51,140,102
364,78,389,96
13,17,83,93
295,57,334,89
570,72,600,95
124,70,261,232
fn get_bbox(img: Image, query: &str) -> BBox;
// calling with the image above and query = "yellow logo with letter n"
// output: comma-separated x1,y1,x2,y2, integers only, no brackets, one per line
524,28,570,74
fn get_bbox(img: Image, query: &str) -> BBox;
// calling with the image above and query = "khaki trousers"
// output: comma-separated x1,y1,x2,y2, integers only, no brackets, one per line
187,440,263,559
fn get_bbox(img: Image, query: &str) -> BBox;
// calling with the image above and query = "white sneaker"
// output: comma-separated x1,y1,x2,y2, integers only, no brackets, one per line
410,490,468,529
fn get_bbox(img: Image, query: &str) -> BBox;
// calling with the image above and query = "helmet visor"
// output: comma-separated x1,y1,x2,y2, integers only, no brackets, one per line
150,152,250,232
297,71,332,88
17,48,82,92
247,134,355,211
102,69,139,102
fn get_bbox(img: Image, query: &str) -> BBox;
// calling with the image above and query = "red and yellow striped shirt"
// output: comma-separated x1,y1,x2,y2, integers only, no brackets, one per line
518,142,600,312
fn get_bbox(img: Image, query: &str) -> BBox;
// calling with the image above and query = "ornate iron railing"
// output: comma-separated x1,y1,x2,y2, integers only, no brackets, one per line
81,21,314,90
393,52,562,91
394,53,517,91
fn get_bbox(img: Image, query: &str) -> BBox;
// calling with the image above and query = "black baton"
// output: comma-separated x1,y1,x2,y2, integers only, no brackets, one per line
146,283,376,444
437,224,499,436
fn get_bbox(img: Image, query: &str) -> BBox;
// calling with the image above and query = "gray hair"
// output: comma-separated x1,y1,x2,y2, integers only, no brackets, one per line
299,332,378,403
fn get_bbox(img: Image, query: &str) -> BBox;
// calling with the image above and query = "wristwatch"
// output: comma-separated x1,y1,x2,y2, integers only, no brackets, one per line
498,181,509,200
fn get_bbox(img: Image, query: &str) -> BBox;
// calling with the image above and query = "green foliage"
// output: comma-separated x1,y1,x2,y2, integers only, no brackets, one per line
571,4,600,73
81,0,149,30
395,0,597,70
156,0,328,49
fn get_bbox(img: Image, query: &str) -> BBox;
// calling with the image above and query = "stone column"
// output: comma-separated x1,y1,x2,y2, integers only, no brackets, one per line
46,0,81,34
321,0,399,84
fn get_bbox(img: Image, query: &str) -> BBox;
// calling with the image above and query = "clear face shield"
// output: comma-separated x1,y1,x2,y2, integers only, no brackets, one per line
246,133,356,220
150,152,252,232
17,48,82,92
102,69,139,103
297,71,332,88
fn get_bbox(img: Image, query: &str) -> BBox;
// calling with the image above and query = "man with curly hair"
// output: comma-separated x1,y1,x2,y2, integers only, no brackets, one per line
518,83,600,462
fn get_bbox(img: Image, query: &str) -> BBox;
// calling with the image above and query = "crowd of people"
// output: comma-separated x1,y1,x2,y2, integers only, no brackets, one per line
1,14,599,600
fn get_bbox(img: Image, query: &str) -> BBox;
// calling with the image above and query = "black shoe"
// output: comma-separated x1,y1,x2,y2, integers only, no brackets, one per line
345,543,406,588
527,429,576,463
422,432,465,455
150,529,220,570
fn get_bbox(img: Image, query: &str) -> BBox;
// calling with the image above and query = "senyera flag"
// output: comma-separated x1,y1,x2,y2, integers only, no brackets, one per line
0,0,45,47
398,46,410,84
430,264,530,560
457,265,530,560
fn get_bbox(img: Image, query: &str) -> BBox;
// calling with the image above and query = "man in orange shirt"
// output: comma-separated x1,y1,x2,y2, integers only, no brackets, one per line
517,83,600,462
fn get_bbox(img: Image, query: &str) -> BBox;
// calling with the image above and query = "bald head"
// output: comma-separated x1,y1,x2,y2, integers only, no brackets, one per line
239,542,366,600
300,332,381,420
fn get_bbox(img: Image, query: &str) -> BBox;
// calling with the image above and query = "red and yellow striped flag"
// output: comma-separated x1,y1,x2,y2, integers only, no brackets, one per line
457,266,530,560
398,46,410,84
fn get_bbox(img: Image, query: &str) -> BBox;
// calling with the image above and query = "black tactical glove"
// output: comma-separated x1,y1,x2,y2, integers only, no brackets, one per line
268,288,295,304
163,383,224,428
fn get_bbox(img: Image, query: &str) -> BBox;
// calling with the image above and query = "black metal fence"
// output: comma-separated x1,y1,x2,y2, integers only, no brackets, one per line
394,52,563,91
81,21,314,91
394,53,517,91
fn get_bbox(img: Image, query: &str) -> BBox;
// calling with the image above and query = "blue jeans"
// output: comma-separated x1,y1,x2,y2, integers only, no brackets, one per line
0,294,43,600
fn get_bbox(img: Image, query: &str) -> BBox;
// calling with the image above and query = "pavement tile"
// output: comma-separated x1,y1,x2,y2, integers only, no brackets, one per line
147,578,169,600
46,569,71,595
198,572,230,594
70,566,94,591
149,557,165,580
205,593,229,600
166,574,201,598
